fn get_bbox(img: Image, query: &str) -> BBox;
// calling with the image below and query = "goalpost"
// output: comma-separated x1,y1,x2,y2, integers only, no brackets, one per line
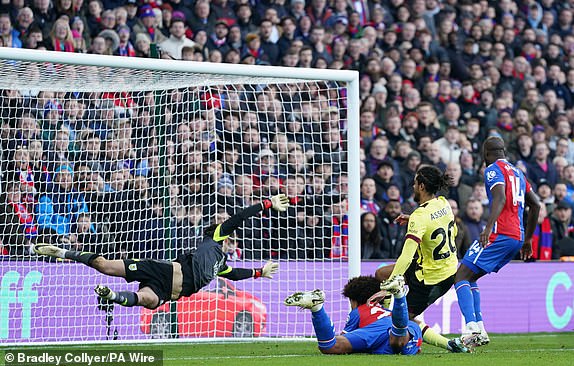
0,48,360,344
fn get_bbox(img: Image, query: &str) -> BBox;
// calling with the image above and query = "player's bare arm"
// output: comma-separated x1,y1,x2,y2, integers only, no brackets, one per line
479,184,506,248
521,190,542,260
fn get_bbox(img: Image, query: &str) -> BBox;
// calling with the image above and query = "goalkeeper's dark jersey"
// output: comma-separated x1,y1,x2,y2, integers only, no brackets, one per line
175,202,266,297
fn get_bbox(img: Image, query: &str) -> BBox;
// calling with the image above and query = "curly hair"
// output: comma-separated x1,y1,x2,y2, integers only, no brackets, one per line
342,276,381,305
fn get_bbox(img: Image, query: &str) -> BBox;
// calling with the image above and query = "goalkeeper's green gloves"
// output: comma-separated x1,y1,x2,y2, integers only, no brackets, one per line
255,261,279,279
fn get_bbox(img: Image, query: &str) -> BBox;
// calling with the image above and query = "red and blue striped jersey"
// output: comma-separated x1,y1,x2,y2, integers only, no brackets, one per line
484,159,532,241
341,303,391,333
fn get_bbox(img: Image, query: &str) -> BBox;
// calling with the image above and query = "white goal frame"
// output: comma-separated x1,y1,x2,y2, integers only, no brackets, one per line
0,48,360,345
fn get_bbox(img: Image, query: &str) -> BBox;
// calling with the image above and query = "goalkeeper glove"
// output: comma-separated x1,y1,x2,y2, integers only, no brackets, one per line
270,194,290,212
255,260,279,279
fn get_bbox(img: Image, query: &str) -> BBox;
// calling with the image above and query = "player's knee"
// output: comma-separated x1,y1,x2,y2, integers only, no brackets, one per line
138,292,160,310
375,265,393,282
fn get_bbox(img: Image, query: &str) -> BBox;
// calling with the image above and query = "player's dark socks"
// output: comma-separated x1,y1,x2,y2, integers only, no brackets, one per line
470,282,482,322
311,308,336,350
391,295,409,337
64,250,101,266
111,291,139,307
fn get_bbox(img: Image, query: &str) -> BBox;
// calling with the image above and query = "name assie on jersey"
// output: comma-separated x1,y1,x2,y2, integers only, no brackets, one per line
430,207,449,220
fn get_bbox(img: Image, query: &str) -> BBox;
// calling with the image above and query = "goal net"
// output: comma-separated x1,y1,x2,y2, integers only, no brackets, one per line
0,49,359,344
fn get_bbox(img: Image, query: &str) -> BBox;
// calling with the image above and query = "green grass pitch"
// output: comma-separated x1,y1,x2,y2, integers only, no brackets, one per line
3,333,573,366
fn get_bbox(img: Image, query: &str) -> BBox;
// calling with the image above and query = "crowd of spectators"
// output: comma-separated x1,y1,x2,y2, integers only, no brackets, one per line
1,0,574,261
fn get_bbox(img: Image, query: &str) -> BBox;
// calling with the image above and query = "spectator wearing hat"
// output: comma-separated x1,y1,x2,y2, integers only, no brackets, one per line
378,199,406,259
114,24,135,57
372,160,397,201
98,28,120,54
159,17,196,60
550,200,574,260
207,19,231,55
242,33,270,64
124,0,139,29
132,5,167,44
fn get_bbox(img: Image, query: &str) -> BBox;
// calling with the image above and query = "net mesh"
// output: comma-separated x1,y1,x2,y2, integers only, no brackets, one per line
0,57,351,343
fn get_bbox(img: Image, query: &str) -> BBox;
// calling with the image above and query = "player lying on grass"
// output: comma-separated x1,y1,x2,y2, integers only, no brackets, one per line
284,275,469,355
34,194,290,309
372,165,470,352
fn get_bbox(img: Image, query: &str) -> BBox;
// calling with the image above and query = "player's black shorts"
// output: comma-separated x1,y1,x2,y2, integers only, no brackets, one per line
404,262,455,316
124,259,173,306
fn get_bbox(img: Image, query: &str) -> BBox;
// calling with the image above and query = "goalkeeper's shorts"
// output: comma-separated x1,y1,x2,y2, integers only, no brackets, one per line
124,258,173,306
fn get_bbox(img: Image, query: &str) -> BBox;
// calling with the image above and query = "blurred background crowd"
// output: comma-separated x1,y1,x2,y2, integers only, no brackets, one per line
1,0,574,262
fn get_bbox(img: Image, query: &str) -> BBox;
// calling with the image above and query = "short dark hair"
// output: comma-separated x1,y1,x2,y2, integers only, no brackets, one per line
342,276,381,305
416,165,452,195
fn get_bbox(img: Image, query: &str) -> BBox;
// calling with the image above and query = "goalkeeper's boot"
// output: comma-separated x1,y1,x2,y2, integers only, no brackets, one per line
33,243,64,258
447,337,472,353
94,285,114,300
284,289,325,310
380,275,406,297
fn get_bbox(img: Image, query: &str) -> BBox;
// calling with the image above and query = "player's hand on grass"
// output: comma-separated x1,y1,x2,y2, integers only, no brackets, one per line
394,214,410,226
271,194,290,212
261,260,279,279
520,239,533,260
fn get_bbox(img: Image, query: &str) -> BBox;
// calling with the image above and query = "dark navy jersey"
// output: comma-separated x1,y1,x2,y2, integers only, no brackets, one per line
176,237,228,297
175,202,266,297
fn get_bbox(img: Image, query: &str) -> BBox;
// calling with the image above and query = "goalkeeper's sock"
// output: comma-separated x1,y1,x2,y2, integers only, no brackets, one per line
64,250,101,266
391,293,409,337
470,282,483,322
109,291,139,307
455,280,476,324
311,307,336,350
420,322,449,350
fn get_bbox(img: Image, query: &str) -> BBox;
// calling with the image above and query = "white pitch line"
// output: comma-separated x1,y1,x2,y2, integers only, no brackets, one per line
161,349,574,360
163,354,312,360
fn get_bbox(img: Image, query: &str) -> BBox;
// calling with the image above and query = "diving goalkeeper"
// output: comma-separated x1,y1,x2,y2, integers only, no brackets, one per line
33,194,290,309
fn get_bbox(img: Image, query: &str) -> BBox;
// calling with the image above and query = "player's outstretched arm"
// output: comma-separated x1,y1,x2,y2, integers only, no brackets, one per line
479,185,506,247
214,194,290,240
218,261,279,281
522,190,542,260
